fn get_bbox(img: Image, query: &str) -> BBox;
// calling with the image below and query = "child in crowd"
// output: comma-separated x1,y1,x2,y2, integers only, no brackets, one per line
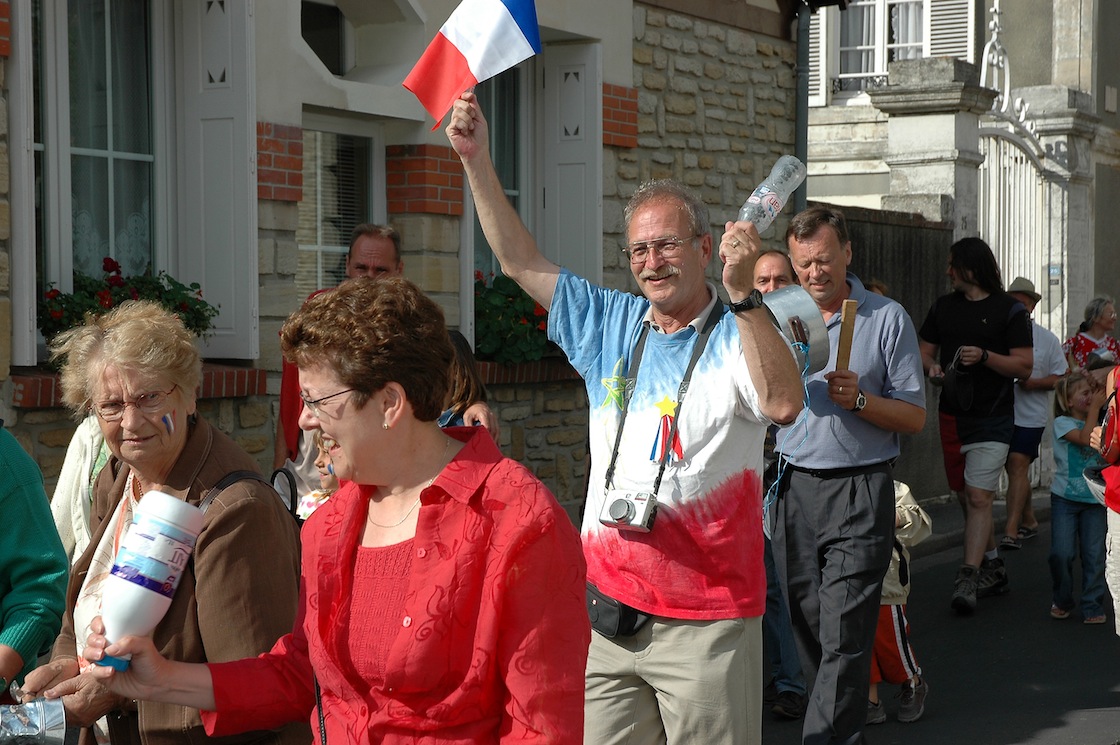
1049,372,1109,623
439,330,490,427
867,481,932,725
296,429,339,521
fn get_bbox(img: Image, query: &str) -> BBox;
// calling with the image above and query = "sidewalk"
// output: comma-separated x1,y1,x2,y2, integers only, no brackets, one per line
911,487,1052,561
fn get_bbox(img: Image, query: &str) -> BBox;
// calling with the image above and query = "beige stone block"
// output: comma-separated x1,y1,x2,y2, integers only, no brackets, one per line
664,94,697,116
39,427,77,449
258,237,276,275
396,214,459,254
21,409,72,425
509,425,525,461
0,143,8,196
275,238,300,276
0,201,9,241
239,400,270,429
258,200,300,232
0,252,7,294
646,9,665,27
258,280,303,319
236,435,269,455
644,71,667,91
407,255,462,294
633,46,653,65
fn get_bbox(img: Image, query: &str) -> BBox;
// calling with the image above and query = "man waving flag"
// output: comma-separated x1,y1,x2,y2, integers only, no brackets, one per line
403,0,541,125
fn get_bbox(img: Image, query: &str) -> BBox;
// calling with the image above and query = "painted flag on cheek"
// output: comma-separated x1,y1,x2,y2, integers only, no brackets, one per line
402,0,542,125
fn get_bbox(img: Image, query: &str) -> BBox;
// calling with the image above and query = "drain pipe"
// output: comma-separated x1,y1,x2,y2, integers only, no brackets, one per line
794,2,812,215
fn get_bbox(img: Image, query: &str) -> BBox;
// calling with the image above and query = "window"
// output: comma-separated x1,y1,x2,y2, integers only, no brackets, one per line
296,116,384,296
472,68,534,280
809,0,977,106
33,0,160,300
301,1,349,76
837,0,923,92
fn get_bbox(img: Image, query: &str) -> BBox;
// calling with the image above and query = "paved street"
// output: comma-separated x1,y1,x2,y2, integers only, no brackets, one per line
763,498,1120,745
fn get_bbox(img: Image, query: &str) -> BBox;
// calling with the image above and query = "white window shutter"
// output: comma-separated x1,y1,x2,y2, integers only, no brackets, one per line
808,8,829,107
540,43,603,284
176,0,258,358
927,0,976,63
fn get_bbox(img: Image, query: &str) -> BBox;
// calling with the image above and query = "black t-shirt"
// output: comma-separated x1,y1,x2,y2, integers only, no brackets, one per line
919,291,1033,418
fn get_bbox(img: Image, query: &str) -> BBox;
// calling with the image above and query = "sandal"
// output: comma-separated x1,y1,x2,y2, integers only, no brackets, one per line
1050,605,1071,620
1084,614,1107,625
1018,526,1039,540
1000,534,1022,551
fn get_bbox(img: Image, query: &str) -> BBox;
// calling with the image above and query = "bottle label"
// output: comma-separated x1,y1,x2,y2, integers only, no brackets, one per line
747,187,784,218
110,514,198,599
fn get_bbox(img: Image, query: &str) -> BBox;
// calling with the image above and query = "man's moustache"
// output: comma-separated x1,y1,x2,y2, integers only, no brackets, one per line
639,266,681,281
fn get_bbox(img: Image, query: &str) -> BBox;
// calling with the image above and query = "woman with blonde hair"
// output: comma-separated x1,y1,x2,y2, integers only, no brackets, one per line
24,301,305,745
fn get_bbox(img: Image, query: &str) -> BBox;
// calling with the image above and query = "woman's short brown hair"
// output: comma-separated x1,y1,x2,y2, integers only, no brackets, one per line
49,300,202,416
281,277,453,422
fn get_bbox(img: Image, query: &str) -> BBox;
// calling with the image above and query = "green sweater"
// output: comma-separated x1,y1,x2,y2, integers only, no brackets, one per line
0,428,67,682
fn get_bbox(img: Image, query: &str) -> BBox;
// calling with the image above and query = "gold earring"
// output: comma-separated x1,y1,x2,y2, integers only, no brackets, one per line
382,423,389,430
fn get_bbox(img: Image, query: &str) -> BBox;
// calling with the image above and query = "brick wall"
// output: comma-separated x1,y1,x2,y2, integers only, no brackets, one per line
604,83,639,149
386,145,464,216
257,123,303,202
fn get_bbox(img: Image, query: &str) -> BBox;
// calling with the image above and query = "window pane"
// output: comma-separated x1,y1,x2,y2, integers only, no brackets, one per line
111,0,151,154
68,0,108,150
71,155,110,276
474,71,522,278
114,158,152,276
297,130,372,295
888,1,923,61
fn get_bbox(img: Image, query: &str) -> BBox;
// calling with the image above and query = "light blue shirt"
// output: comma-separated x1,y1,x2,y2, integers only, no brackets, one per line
777,274,926,469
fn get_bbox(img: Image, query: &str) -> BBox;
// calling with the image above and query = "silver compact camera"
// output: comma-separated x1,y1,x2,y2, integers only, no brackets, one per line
599,490,657,532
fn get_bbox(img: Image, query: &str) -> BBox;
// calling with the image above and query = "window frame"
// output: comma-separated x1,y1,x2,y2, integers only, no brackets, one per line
9,0,176,364
835,0,925,98
296,112,386,293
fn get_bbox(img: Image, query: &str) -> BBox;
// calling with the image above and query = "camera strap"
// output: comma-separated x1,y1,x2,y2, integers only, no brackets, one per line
603,302,723,496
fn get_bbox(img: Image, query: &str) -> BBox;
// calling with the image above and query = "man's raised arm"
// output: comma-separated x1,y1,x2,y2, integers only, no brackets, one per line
447,92,560,309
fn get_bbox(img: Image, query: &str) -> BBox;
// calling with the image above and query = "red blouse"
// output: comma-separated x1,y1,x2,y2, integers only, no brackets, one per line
202,427,589,745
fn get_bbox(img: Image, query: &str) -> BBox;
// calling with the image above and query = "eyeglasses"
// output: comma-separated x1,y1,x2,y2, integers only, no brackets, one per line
621,235,698,264
300,388,356,419
93,387,177,422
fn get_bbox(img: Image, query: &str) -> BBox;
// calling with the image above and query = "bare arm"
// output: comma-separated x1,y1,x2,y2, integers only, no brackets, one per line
720,222,802,424
919,339,942,379
1019,370,1066,392
956,344,1032,380
447,92,560,309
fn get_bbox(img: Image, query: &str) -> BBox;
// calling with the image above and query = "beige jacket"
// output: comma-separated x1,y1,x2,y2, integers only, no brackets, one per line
880,481,932,605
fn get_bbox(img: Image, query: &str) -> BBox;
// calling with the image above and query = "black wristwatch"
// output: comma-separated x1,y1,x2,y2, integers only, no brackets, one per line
851,390,867,412
728,289,765,315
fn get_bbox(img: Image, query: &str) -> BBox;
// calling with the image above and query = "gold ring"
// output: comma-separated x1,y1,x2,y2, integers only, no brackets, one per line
839,386,844,394
732,239,740,248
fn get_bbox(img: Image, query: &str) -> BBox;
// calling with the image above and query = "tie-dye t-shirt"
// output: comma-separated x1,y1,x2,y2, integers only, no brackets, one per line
549,270,771,620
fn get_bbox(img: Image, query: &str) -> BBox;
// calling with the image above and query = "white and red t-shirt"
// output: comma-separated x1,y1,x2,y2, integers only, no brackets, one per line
549,270,771,620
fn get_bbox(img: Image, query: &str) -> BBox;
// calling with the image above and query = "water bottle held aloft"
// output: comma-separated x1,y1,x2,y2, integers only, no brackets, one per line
738,155,807,233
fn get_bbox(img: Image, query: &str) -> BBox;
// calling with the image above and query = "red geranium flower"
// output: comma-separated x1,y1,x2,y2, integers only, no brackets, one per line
45,288,61,300
475,270,484,282
538,321,547,331
129,287,140,300
50,309,64,320
102,257,121,273
533,303,547,317
96,289,114,309
107,274,125,288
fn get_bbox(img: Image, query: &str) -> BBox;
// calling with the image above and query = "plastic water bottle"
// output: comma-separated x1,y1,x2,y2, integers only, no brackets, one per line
738,155,807,232
95,490,204,671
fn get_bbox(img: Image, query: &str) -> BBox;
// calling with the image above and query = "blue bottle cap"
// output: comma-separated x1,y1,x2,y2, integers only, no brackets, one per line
94,655,131,672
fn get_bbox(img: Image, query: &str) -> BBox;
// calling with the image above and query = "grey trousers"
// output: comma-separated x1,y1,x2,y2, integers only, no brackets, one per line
772,465,895,745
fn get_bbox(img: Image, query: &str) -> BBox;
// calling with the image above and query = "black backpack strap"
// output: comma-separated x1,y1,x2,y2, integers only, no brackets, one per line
197,470,272,515
270,467,300,522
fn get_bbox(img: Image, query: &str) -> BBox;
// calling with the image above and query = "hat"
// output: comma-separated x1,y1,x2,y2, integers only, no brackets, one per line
1007,276,1041,303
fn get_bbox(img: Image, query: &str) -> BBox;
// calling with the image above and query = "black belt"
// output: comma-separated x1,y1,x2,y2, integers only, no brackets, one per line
782,459,893,480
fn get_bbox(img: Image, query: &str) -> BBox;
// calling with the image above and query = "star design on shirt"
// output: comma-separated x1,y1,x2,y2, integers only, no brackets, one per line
655,395,678,417
601,358,628,410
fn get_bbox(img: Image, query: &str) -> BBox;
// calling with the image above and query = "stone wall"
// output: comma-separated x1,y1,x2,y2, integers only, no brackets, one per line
603,5,798,292
486,378,590,524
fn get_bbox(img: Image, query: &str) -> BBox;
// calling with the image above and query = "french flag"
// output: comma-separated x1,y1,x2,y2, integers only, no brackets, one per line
403,0,541,124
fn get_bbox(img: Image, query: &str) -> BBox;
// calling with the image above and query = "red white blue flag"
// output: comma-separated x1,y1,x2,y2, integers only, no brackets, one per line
403,0,542,124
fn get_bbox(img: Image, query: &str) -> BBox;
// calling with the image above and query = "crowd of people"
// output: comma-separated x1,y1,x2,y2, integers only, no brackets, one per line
3,88,1120,745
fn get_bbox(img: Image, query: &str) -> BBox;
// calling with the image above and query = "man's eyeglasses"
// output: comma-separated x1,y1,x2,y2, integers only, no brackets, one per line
621,235,698,264
300,388,356,419
93,387,177,422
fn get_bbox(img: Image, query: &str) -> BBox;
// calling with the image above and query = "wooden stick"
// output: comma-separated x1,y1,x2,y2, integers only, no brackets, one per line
835,299,858,371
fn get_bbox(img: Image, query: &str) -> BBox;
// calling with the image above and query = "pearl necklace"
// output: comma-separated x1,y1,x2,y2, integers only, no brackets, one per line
366,437,450,529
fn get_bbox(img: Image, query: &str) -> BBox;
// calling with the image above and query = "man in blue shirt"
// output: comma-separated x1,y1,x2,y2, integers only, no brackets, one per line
774,206,926,744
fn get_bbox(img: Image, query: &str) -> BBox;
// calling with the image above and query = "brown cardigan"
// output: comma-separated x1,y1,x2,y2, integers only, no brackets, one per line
53,416,309,745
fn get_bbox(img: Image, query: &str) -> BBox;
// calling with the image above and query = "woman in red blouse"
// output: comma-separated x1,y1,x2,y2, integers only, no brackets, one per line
1063,296,1120,387
73,277,590,745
